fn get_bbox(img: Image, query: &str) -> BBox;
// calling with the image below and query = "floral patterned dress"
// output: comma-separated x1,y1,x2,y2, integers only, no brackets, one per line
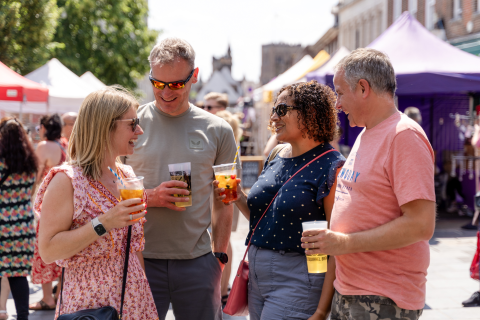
31,142,67,284
34,164,158,319
0,160,36,277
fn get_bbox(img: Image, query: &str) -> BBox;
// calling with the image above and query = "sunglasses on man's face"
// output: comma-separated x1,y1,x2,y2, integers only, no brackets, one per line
115,118,140,132
271,103,300,117
149,69,195,90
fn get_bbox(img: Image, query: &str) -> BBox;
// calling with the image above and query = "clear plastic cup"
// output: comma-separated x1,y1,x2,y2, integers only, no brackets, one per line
168,162,192,207
302,221,328,273
212,163,240,203
117,176,144,221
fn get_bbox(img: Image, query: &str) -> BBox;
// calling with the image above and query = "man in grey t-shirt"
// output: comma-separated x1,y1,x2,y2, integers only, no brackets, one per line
125,38,236,320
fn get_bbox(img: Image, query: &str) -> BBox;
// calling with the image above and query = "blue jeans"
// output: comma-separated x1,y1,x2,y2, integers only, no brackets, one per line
248,245,325,320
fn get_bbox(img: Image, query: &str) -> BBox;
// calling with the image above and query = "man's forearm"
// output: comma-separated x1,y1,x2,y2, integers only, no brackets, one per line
345,205,435,254
211,199,233,253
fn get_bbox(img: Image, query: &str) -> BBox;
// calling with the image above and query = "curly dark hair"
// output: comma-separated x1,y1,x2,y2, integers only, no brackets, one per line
269,80,339,143
40,114,63,141
0,117,38,174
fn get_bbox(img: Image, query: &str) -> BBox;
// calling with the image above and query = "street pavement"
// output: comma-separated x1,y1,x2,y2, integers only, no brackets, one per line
5,217,479,320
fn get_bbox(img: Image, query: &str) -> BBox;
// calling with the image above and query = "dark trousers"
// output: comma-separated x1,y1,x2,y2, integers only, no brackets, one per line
144,252,223,320
0,276,29,320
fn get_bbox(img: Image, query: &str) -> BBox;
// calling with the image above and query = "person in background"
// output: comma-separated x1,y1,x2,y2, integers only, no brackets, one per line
37,86,158,319
214,110,243,308
30,114,66,310
404,106,422,125
195,100,205,109
61,112,78,145
125,37,236,320
0,277,10,320
263,134,279,157
0,117,38,320
305,48,435,319
203,92,228,115
462,115,480,307
215,81,345,320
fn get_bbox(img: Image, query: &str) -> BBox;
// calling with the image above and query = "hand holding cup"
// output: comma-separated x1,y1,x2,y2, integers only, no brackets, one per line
98,198,146,232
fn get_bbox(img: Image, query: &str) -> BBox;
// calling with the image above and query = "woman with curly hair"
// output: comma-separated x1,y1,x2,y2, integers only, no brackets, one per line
0,117,38,320
214,80,346,319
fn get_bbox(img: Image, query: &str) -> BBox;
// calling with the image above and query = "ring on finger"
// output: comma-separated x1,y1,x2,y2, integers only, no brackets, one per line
130,215,133,221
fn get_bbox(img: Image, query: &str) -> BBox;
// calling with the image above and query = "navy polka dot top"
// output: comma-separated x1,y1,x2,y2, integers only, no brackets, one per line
246,143,345,254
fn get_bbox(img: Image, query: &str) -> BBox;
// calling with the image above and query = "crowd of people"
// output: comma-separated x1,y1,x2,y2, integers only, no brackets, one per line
0,37,478,320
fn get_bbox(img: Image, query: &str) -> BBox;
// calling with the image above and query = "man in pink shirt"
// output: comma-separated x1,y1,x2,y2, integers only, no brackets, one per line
301,48,435,319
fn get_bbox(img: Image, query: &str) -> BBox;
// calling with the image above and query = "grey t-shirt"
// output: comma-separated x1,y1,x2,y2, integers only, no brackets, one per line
125,102,237,259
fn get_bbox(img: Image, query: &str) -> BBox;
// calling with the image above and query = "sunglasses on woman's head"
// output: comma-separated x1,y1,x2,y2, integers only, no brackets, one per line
149,69,195,90
115,118,140,132
271,103,300,117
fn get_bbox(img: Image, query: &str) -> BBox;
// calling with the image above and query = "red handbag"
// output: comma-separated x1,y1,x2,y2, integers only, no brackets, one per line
470,231,479,281
224,149,335,316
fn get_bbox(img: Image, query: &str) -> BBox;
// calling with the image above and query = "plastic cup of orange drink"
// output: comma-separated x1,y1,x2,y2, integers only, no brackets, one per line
212,163,240,204
117,176,144,221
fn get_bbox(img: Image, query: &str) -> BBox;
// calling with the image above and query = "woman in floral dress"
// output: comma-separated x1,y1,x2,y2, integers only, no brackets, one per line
35,86,158,319
0,117,38,320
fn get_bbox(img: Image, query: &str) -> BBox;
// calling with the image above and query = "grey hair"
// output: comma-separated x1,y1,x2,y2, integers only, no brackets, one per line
149,37,195,69
335,48,396,96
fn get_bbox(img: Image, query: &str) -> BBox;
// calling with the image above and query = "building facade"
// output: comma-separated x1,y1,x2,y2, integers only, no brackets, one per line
337,0,389,50
259,43,304,85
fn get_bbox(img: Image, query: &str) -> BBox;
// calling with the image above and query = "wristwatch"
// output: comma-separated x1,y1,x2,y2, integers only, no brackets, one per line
213,252,228,264
91,217,107,236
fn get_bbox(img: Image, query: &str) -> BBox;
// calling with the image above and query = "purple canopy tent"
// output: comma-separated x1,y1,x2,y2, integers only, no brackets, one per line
307,12,480,209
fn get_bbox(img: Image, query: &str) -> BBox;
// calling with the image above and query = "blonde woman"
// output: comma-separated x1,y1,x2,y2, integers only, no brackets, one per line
36,86,158,319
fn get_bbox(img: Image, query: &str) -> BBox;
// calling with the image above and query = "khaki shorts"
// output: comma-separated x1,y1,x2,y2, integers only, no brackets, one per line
330,289,423,320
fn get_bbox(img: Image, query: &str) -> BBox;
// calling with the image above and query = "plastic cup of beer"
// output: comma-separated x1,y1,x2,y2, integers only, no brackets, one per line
168,162,192,207
212,163,239,204
302,221,328,273
117,176,144,222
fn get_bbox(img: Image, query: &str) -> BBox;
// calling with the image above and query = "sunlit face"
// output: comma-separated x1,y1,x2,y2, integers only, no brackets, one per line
110,106,144,156
62,118,76,140
204,99,226,115
334,69,361,127
270,90,304,144
151,59,198,116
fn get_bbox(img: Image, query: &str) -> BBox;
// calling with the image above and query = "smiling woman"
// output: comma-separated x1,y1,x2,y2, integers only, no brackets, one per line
34,86,158,319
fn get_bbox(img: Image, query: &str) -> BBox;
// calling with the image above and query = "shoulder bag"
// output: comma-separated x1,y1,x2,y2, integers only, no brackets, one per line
224,148,335,316
57,225,132,320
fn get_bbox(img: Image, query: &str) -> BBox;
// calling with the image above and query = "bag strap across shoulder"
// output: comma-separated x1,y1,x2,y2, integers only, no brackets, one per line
240,148,335,262
59,225,132,319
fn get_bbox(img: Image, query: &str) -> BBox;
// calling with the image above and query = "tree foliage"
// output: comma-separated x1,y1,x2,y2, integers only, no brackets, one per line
53,0,159,89
0,0,60,74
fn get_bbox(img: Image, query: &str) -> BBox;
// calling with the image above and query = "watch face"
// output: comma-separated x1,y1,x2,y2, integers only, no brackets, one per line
215,253,228,264
94,224,107,236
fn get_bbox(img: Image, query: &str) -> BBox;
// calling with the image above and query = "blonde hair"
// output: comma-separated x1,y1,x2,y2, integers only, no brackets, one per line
69,85,139,180
204,92,229,108
216,110,243,143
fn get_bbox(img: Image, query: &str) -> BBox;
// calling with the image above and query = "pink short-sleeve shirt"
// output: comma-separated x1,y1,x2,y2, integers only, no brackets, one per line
330,111,435,310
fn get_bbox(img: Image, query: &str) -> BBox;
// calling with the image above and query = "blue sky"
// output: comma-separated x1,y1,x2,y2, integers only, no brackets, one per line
148,0,338,83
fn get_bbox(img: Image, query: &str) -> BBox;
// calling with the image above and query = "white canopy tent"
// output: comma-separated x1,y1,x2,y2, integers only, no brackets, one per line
80,71,106,90
26,58,96,114
254,55,313,102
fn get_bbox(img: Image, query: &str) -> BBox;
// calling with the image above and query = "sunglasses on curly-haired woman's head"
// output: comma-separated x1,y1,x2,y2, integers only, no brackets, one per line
271,103,300,117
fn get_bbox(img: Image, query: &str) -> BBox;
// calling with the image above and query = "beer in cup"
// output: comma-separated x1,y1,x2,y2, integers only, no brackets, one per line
117,176,144,221
302,221,328,273
212,163,239,203
168,162,192,207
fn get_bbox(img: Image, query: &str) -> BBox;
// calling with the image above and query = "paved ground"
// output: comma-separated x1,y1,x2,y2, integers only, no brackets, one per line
5,217,479,320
